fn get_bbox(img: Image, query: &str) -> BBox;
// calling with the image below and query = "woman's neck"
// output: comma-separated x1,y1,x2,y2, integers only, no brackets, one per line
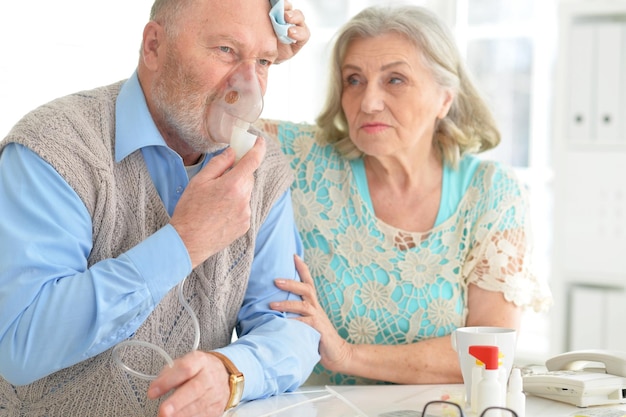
364,150,443,233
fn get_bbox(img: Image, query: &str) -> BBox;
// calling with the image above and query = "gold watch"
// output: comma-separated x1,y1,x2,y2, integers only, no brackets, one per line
207,351,245,410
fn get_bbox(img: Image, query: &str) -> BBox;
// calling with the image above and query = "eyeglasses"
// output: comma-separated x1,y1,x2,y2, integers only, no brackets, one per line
420,400,518,417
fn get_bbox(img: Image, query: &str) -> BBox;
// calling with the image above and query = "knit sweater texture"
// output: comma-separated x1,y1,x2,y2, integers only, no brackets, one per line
0,81,292,416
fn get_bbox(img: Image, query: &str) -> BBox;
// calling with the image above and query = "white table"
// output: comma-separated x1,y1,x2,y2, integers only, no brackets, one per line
227,384,626,417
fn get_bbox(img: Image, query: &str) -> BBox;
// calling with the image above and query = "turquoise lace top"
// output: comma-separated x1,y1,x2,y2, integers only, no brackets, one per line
264,120,552,385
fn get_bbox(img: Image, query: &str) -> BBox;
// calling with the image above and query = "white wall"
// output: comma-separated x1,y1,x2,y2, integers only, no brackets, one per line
0,0,449,135
0,1,152,137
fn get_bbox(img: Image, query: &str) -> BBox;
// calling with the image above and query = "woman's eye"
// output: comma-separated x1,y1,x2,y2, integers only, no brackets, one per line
345,75,361,86
389,77,404,85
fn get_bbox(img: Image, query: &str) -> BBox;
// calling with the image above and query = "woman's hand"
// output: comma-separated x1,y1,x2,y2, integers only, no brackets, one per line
271,255,351,372
275,2,310,64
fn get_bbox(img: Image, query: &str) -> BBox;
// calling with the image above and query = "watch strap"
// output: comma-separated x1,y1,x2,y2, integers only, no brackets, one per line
207,351,245,410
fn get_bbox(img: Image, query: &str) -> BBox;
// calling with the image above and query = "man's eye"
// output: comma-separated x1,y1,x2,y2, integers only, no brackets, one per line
258,58,271,67
219,46,232,53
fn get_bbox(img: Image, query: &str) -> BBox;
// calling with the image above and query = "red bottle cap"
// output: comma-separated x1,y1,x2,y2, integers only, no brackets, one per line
469,345,499,370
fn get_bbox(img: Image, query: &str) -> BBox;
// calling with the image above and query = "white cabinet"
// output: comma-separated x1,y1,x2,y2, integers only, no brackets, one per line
567,283,626,350
551,1,626,354
595,22,625,141
565,18,626,143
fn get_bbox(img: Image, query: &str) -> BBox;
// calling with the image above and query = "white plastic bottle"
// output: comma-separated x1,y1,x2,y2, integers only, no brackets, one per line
499,365,508,407
469,345,504,415
507,367,526,417
471,359,483,414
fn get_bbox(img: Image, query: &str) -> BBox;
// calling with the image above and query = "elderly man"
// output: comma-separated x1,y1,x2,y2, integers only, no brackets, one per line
0,1,319,416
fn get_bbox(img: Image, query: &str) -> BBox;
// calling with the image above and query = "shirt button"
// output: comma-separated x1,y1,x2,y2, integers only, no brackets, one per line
176,186,183,194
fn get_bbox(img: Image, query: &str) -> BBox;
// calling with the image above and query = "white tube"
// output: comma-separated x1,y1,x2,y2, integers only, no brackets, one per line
112,276,200,380
230,121,258,161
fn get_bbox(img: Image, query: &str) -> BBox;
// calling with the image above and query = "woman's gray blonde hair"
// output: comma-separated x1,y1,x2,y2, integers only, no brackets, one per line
315,5,500,166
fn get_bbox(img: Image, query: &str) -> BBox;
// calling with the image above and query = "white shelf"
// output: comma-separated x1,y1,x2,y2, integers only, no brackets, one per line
550,0,626,355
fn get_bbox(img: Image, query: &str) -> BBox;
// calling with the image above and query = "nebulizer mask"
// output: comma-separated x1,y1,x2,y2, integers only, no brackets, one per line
206,59,265,160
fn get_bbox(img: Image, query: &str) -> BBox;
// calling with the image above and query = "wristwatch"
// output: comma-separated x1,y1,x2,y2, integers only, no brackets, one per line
207,351,245,410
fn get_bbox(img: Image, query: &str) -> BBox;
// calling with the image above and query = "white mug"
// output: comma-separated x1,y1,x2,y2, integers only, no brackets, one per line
451,326,517,406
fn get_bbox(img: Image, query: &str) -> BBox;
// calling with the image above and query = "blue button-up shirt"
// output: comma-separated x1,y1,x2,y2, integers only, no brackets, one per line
0,73,320,401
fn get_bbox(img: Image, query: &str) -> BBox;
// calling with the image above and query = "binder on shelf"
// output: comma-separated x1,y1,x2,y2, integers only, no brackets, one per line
595,22,623,142
566,22,595,142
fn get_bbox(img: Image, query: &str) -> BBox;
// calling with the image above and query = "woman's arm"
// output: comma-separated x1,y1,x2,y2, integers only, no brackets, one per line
272,256,522,384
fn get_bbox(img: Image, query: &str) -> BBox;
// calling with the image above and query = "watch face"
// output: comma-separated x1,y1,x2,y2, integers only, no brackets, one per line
231,374,245,406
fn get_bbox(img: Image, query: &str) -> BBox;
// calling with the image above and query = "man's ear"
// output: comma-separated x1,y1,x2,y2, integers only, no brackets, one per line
141,21,165,71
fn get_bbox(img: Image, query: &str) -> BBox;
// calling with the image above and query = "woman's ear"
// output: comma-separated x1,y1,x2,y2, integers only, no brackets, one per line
140,21,165,72
437,89,455,119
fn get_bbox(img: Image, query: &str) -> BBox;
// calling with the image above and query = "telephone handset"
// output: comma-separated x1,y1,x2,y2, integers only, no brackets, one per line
523,349,626,407
546,349,626,376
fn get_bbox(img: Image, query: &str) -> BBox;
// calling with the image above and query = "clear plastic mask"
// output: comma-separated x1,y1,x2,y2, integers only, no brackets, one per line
206,61,264,160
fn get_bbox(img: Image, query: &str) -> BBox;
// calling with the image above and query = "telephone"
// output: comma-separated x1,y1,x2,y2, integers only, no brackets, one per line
522,349,626,407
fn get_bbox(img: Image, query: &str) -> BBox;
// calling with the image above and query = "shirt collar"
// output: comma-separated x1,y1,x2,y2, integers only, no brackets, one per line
115,71,167,163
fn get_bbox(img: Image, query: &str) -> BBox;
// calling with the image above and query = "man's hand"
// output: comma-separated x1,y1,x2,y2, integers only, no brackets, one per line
170,137,266,268
147,350,230,417
275,2,310,64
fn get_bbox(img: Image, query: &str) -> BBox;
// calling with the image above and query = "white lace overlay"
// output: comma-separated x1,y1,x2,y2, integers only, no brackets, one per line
264,120,552,385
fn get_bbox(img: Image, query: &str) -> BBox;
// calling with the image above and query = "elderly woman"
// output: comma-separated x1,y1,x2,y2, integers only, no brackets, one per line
263,5,551,385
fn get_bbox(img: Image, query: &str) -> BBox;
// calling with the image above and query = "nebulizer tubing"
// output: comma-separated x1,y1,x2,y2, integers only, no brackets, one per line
112,276,200,380
111,60,264,381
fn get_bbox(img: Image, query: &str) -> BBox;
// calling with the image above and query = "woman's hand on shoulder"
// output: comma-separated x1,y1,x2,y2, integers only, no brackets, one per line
271,255,352,372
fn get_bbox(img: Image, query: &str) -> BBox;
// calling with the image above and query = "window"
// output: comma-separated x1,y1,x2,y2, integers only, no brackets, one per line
455,0,557,362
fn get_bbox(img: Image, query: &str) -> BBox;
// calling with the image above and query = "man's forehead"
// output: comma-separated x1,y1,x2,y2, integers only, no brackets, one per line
191,2,275,32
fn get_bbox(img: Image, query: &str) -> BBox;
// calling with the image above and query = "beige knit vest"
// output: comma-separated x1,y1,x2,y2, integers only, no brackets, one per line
0,81,292,416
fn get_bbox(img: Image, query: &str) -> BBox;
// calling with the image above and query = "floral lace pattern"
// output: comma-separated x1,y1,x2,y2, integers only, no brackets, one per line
262,120,552,385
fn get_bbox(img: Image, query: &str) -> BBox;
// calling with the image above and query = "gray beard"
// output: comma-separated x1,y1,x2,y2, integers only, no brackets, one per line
151,62,212,153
